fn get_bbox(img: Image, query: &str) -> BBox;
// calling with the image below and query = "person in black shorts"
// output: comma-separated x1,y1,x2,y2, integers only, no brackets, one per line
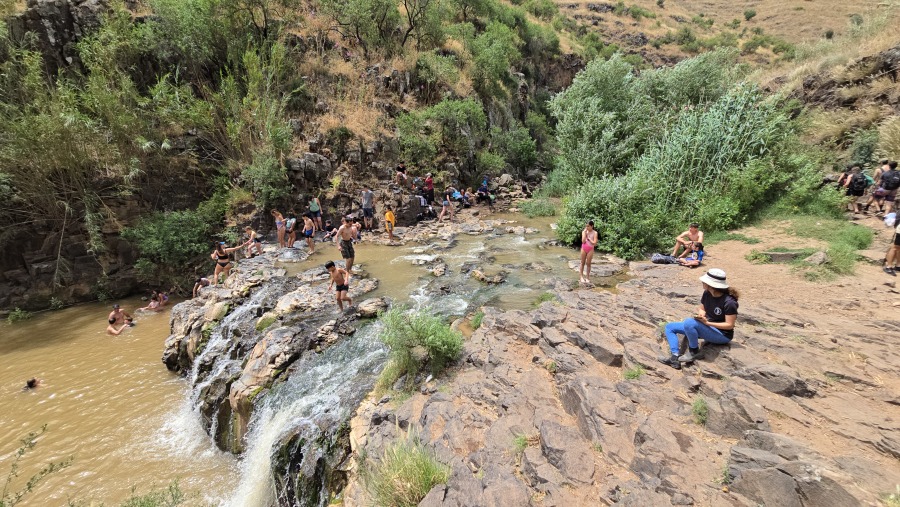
843,166,869,214
439,186,455,222
333,217,356,273
325,260,353,311
885,221,900,276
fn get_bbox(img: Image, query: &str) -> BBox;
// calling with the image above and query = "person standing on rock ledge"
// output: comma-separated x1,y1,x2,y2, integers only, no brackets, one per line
658,268,740,370
579,221,598,284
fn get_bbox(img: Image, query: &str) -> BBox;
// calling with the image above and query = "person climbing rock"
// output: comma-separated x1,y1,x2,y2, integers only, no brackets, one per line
245,226,263,257
210,241,244,286
395,162,408,186
193,277,211,297
658,268,739,369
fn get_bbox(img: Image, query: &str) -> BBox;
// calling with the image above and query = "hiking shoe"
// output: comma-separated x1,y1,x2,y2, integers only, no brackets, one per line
657,354,682,370
885,266,897,276
678,349,705,362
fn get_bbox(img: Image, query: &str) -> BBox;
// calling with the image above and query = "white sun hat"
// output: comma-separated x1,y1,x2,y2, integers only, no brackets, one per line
699,268,729,289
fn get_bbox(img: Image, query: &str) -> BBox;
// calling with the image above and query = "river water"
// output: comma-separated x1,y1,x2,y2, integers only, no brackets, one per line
0,297,238,506
0,211,624,506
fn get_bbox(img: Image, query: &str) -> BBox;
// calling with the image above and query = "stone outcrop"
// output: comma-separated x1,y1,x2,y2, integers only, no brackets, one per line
344,263,900,507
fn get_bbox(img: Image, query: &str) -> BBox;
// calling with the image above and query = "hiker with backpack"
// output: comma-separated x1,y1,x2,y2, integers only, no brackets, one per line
843,166,869,214
864,160,889,214
880,161,900,217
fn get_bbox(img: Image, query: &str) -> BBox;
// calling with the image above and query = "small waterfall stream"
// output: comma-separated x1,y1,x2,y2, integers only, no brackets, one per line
229,323,387,506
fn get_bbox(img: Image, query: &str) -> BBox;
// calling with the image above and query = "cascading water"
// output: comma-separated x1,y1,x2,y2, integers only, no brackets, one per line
229,323,388,506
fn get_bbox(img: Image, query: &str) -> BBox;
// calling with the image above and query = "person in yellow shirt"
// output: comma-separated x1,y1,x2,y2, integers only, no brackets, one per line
384,205,396,243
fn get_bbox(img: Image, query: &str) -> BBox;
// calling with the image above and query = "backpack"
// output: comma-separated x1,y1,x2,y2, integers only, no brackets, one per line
836,172,851,189
848,173,867,193
651,253,678,264
881,170,900,191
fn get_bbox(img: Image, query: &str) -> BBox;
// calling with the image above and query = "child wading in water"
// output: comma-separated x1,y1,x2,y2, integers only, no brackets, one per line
325,261,353,311
579,221,598,283
302,214,316,255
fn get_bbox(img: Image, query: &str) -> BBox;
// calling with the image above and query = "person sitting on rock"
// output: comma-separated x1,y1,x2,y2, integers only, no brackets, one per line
322,220,337,242
672,223,703,257
677,242,704,267
658,268,739,370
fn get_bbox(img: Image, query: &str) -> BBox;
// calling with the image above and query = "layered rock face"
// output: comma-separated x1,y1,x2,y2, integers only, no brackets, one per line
349,264,900,506
162,248,387,505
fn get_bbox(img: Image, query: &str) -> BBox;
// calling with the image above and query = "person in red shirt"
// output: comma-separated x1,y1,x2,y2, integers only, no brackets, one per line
424,172,435,205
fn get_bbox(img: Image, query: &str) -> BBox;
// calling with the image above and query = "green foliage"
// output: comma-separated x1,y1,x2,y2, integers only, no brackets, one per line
745,250,772,264
121,209,214,274
519,199,557,218
320,0,400,52
512,434,529,454
847,127,879,169
362,429,450,507
825,29,835,40
377,305,464,389
656,0,663,6
472,312,484,329
692,396,708,425
49,298,65,311
622,364,645,379
849,13,863,26
415,51,460,102
534,291,556,306
116,481,191,507
726,18,741,29
692,16,714,30
467,22,521,99
397,98,486,170
743,10,756,21
629,5,656,21
239,150,290,209
487,122,537,171
883,486,900,507
554,57,833,259
6,308,32,324
544,361,557,373
1,426,73,507
713,459,732,485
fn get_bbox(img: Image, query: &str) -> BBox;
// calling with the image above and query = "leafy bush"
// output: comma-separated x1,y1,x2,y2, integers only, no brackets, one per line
519,199,557,217
555,79,834,259
1,426,72,506
467,22,522,99
825,29,834,40
847,127,879,169
472,312,484,329
377,306,464,389
622,364,645,379
629,5,655,21
362,429,451,507
121,209,214,274
692,16,714,30
488,122,537,171
726,18,740,29
415,51,460,101
7,307,33,324
49,297,65,310
239,150,290,209
743,10,756,21
397,99,487,170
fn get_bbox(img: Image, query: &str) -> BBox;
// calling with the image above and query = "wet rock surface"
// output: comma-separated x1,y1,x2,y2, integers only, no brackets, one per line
346,264,900,507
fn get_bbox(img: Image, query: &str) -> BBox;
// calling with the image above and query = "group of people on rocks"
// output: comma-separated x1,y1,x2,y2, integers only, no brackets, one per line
837,160,900,276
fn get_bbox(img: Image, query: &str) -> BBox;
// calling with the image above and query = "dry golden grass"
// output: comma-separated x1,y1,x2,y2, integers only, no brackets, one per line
806,104,884,144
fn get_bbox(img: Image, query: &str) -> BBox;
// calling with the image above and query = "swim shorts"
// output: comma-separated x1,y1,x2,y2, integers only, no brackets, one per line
305,230,313,237
363,207,374,218
386,222,394,232
335,284,349,292
340,240,355,259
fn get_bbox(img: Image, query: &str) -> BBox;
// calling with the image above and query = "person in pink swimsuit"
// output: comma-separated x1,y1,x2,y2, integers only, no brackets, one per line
580,221,598,283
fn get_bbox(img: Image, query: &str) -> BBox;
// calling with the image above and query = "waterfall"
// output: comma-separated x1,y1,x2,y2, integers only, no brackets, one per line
229,322,387,507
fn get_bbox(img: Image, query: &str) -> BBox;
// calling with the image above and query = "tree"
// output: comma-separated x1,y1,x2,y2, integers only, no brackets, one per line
743,9,756,21
400,0,448,49
320,0,400,52
467,21,521,99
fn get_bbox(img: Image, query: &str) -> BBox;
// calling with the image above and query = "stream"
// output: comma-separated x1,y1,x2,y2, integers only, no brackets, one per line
0,212,626,506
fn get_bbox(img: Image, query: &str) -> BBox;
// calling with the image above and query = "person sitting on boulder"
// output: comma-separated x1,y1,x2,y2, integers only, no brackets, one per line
322,220,337,241
658,268,739,370
672,223,703,257
677,242,704,267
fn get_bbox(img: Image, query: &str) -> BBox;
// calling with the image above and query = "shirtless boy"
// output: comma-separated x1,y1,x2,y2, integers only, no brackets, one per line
672,223,704,257
325,260,353,311
302,214,316,255
333,217,356,273
107,317,127,335
108,304,132,326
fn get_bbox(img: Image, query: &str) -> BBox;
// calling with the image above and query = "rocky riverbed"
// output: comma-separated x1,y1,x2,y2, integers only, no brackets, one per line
343,262,900,507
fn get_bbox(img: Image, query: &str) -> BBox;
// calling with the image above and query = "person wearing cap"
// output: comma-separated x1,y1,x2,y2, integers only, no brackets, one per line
658,268,740,370
108,304,132,326
672,223,704,257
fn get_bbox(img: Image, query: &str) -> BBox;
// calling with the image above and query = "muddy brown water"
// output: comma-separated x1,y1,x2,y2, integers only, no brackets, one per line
0,297,237,505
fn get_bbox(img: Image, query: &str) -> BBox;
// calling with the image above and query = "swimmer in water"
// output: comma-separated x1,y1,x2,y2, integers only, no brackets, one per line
25,377,41,389
107,317,127,335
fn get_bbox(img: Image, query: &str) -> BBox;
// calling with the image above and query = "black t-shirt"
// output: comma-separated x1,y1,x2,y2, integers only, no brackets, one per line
701,290,738,339
324,224,335,233
396,164,406,173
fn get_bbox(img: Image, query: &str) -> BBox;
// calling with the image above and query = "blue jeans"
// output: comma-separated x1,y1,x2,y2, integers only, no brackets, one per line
664,318,730,355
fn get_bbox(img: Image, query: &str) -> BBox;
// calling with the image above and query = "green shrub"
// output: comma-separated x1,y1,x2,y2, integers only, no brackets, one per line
118,480,190,507
1,426,72,506
378,306,464,389
472,312,485,329
519,198,557,218
397,98,487,170
692,16,714,30
656,0,664,7
629,5,655,21
848,127,879,169
743,10,756,21
726,18,740,29
7,307,33,324
239,150,290,209
362,429,451,507
467,22,522,99
825,29,835,40
49,297,65,310
415,51,460,101
121,209,213,274
692,396,708,425
622,364,645,379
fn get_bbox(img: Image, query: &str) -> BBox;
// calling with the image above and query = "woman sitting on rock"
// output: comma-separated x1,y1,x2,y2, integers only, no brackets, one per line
658,268,739,370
